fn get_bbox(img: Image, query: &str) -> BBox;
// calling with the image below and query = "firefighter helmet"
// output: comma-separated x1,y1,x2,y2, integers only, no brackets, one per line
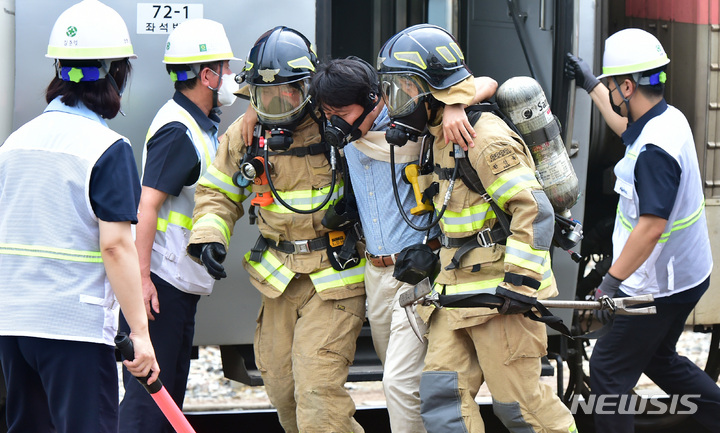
244,26,318,126
377,24,471,90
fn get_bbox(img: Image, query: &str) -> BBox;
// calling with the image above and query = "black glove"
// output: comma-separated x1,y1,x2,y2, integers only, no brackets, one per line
594,273,622,324
496,286,535,315
188,242,227,280
565,53,600,93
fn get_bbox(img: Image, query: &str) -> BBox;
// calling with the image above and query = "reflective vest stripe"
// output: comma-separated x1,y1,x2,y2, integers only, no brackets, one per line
626,149,638,161
486,168,540,209
244,250,295,292
261,183,342,213
505,238,551,275
194,213,231,245
617,201,705,244
617,205,633,232
177,109,213,165
440,202,497,233
309,259,366,292
199,165,245,202
0,243,103,263
157,211,193,232
659,201,705,242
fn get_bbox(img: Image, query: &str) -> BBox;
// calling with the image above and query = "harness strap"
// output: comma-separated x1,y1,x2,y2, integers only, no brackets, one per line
441,226,507,270
249,235,268,263
521,116,561,146
269,141,330,157
334,224,361,265
436,292,572,337
504,271,541,290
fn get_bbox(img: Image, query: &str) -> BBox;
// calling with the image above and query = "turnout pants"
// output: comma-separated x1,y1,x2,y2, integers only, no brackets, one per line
254,274,366,433
420,308,577,433
365,264,428,433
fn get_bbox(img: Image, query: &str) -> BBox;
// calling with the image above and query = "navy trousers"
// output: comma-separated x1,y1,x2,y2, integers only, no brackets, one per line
590,279,720,433
0,336,118,433
118,273,200,433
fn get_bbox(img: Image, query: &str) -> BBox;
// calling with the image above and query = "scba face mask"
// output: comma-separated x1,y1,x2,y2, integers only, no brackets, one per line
324,98,378,149
385,102,428,147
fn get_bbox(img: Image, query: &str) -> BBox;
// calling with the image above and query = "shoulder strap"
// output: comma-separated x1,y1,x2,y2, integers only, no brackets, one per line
465,102,523,137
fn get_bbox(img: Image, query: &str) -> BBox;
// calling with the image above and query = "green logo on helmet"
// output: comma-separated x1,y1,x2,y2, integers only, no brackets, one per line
199,44,207,52
66,26,77,37
166,42,171,51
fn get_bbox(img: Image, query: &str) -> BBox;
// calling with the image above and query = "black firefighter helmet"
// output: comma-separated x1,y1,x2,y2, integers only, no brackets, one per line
377,24,471,118
243,26,318,127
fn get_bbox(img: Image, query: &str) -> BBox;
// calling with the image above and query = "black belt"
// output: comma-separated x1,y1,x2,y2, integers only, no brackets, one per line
266,236,328,254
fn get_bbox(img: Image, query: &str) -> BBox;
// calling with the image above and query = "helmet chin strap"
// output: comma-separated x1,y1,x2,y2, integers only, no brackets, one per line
206,67,222,109
100,60,126,117
611,76,635,123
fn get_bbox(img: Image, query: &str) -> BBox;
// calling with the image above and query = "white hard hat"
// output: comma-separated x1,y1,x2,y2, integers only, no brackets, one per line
46,0,135,60
163,19,239,64
598,28,669,79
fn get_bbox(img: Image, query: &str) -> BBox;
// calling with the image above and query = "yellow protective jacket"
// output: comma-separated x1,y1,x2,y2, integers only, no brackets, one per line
428,108,558,329
188,112,365,301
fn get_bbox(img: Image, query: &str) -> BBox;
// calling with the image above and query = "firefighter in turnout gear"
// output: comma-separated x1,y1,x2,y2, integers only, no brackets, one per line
118,18,239,433
187,27,366,433
378,24,577,433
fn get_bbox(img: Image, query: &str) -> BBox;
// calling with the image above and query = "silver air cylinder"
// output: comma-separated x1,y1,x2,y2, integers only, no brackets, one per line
496,76,579,213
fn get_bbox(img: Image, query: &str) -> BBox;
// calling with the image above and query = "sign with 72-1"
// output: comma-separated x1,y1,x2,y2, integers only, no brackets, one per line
137,3,204,34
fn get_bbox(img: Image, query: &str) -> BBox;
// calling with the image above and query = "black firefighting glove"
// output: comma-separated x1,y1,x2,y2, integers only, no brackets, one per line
188,242,227,280
593,272,623,324
495,286,536,315
565,53,600,94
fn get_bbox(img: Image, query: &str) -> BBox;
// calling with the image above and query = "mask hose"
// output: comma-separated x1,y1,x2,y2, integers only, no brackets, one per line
389,143,460,232
262,144,338,214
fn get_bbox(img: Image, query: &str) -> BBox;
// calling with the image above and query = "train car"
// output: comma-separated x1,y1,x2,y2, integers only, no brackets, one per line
1,1,718,431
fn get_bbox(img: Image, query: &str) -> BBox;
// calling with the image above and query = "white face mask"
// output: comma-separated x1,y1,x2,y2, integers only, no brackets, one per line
217,73,239,106
209,69,239,107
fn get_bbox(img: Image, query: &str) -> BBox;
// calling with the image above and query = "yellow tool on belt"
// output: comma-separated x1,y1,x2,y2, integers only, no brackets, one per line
402,164,433,215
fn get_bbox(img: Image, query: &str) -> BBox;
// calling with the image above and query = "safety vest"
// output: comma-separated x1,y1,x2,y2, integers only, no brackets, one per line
613,105,712,297
0,106,124,345
142,99,217,295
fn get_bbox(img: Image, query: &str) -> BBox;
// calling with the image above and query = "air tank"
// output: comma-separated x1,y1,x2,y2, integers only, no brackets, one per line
496,76,579,213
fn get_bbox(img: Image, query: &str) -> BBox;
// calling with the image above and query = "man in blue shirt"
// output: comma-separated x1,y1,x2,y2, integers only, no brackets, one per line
308,57,496,433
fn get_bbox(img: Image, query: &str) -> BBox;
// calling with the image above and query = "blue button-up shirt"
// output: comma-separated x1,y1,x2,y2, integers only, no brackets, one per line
344,106,440,256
